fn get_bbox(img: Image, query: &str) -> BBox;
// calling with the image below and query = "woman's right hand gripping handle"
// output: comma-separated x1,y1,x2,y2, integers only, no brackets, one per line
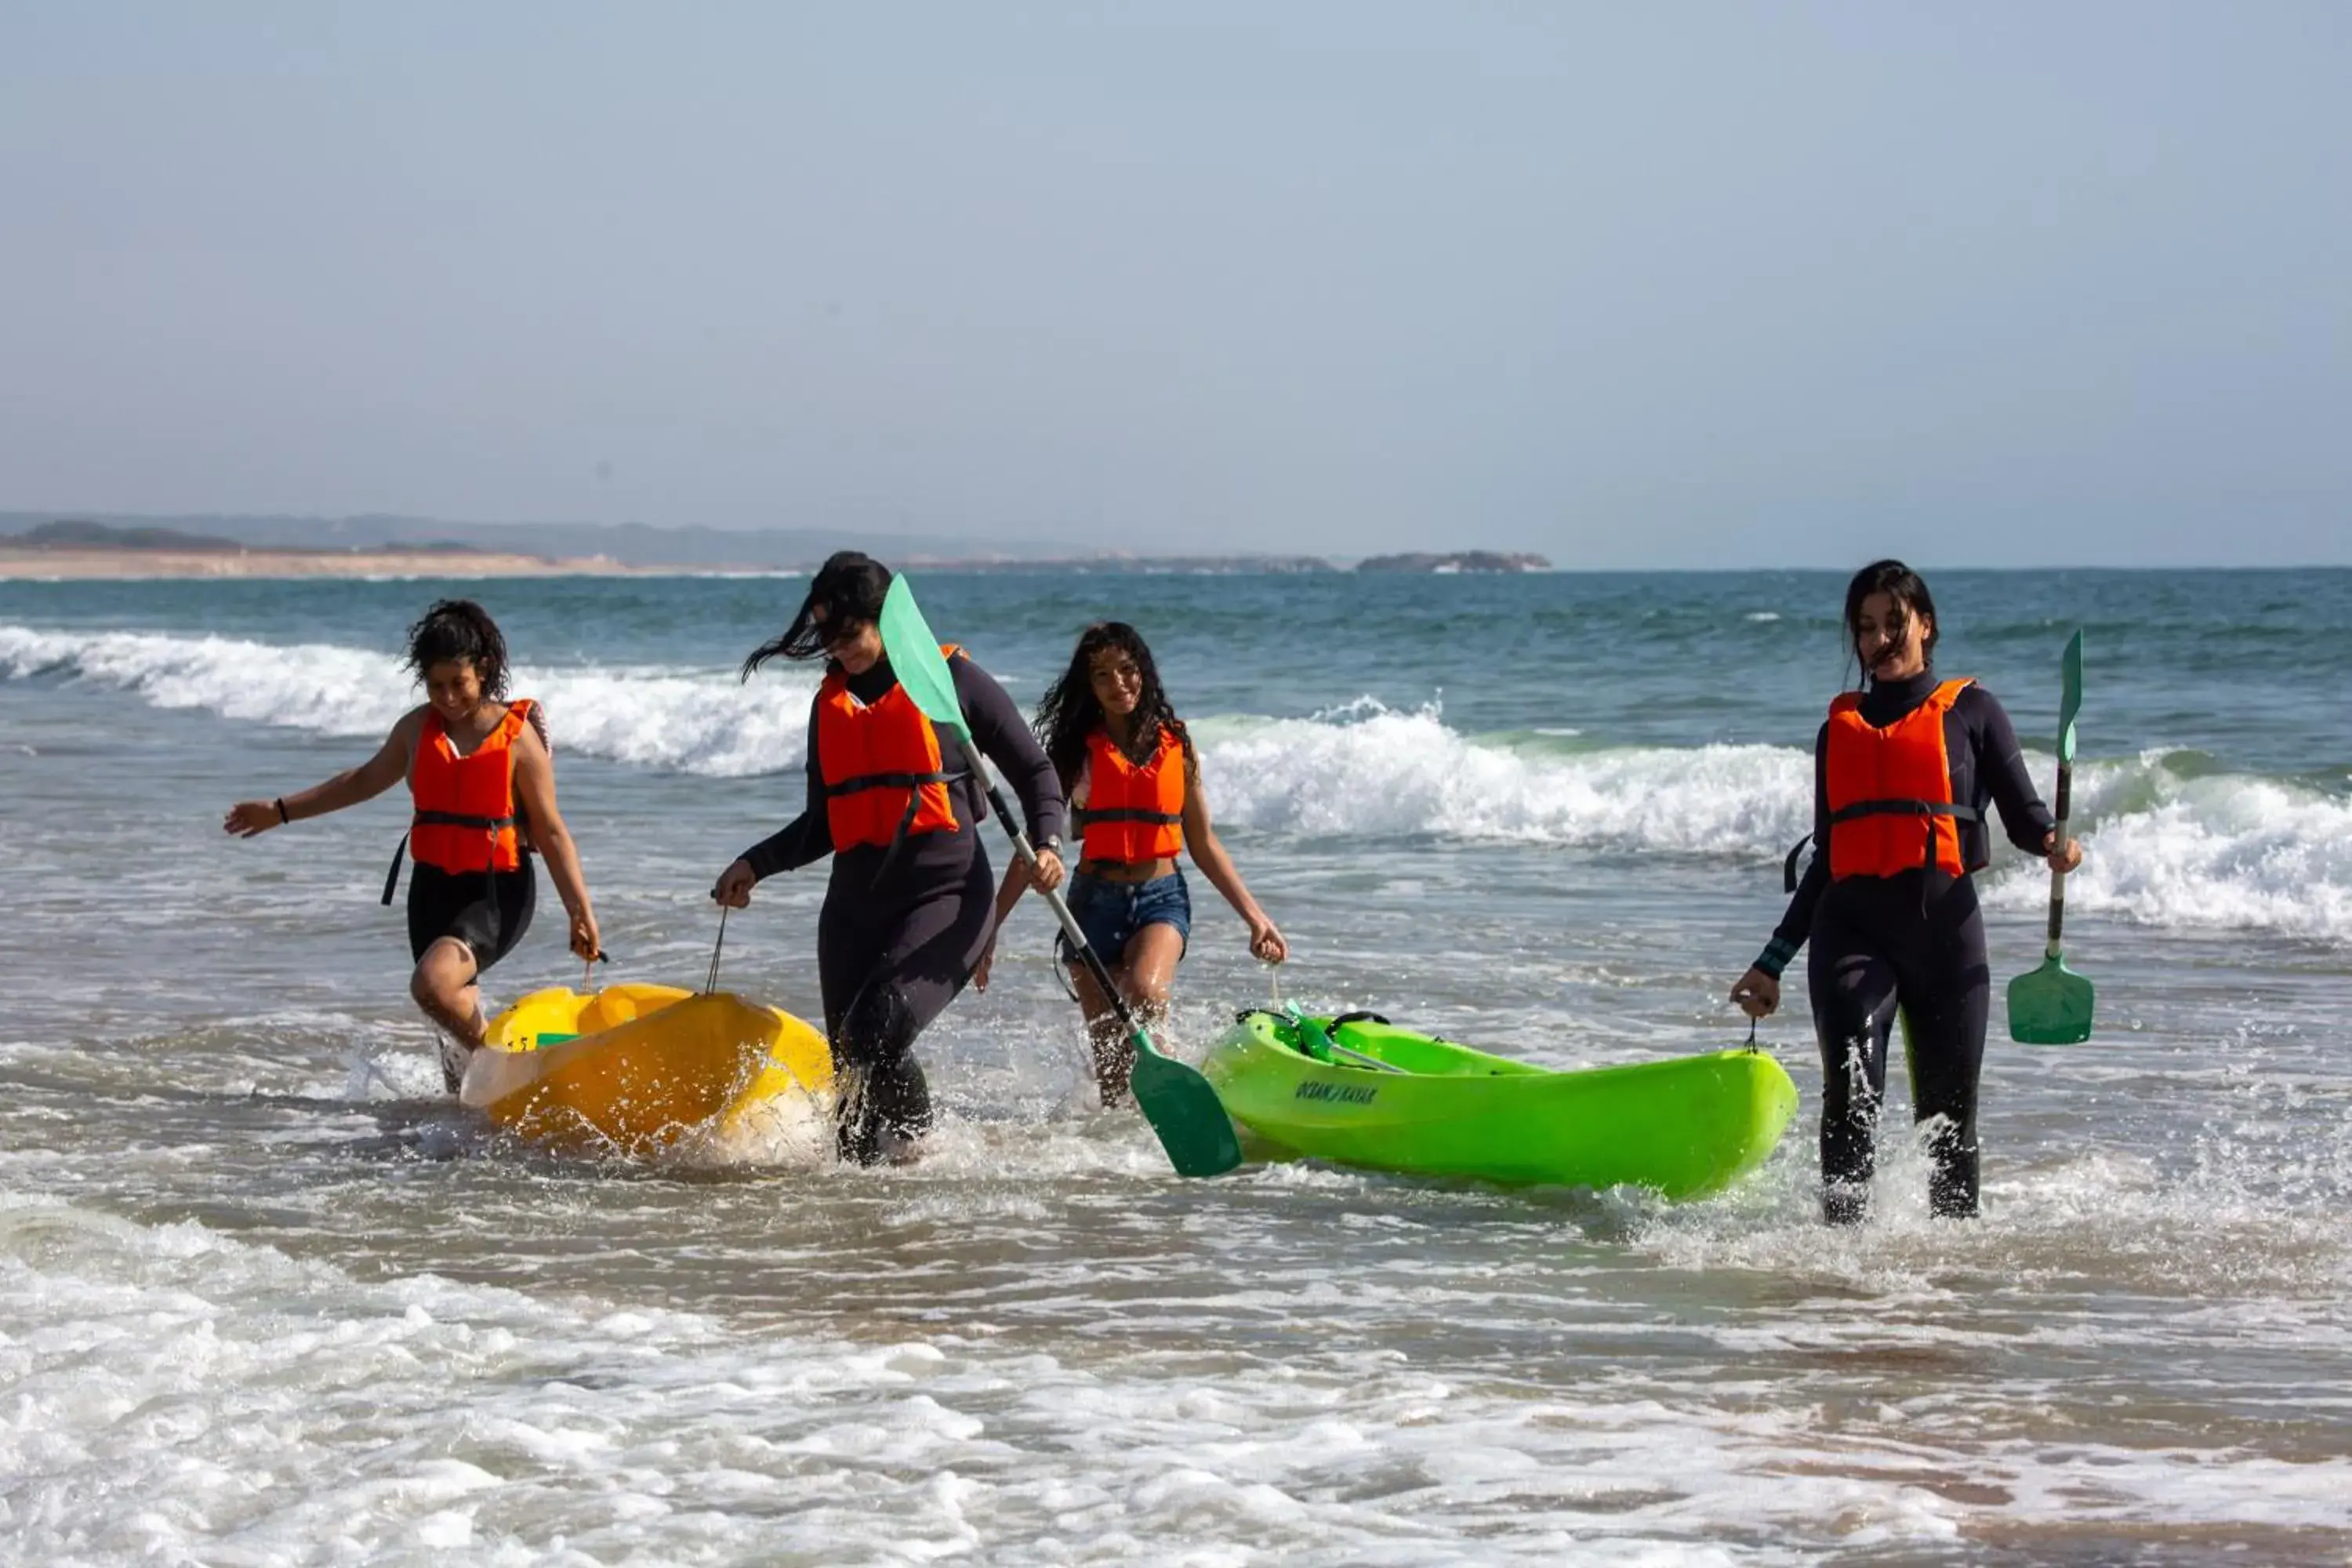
713,858,758,909
1730,966,1780,1019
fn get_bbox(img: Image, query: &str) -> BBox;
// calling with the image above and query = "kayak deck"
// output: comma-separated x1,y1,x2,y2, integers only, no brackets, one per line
1199,1010,1796,1199
466,982,833,1155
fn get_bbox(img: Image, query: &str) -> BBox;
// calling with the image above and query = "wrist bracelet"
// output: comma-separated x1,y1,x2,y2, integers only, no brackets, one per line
275,797,290,824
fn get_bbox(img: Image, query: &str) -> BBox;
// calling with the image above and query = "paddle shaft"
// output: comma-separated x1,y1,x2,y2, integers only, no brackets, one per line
949,735,1154,1051
2042,758,2072,960
1324,1040,1408,1074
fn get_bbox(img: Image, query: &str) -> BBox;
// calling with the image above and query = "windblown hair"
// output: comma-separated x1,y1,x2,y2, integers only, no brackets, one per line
742,550,895,677
1034,622,1192,793
405,599,509,698
1842,558,1940,686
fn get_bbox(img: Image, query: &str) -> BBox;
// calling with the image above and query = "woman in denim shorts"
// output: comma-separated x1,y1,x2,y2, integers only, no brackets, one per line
979,622,1286,1103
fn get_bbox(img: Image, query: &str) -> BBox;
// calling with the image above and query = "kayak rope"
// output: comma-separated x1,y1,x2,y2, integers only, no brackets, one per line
705,904,729,995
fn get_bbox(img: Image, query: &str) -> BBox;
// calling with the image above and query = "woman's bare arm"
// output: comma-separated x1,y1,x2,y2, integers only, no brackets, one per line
1179,754,1287,962
223,710,419,837
510,722,600,959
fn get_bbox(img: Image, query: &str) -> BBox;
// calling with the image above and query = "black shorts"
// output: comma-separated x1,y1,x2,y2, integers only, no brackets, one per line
406,858,537,971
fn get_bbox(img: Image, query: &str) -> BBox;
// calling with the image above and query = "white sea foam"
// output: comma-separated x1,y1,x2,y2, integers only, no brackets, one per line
1194,704,2352,942
1980,753,2352,942
1,623,418,735
1198,704,1815,851
524,663,815,777
9,626,2350,940
4,1171,2347,1565
0,623,818,777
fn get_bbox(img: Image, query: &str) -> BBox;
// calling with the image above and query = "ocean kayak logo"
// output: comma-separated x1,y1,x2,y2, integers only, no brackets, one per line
1294,1079,1377,1105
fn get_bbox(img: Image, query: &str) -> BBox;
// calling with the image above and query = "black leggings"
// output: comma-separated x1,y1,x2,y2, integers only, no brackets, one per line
1806,870,1989,1221
407,860,536,971
816,848,996,1163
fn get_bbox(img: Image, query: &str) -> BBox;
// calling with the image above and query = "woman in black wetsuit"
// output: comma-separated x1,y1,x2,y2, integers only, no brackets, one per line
711,553,1067,1164
1729,561,2082,1224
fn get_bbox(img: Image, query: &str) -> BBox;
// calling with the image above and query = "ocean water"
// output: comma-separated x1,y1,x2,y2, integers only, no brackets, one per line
2,568,2347,1565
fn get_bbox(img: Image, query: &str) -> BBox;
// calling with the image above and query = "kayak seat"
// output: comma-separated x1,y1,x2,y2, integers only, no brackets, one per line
575,982,690,1035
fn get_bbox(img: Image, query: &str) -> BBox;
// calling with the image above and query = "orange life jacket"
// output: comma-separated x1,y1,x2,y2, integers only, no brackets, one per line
383,699,537,903
1824,678,1980,880
1078,726,1186,862
817,646,965,851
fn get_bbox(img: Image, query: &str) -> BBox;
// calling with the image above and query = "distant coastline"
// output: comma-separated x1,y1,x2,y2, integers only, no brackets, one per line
1354,550,1550,574
0,546,653,582
0,521,650,581
0,518,1552,579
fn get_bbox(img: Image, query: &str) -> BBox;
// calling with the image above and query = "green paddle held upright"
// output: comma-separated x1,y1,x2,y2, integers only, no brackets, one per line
877,577,1244,1177
2008,630,2096,1044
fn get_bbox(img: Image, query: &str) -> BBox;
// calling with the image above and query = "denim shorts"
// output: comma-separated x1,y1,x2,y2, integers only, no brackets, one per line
1060,869,1192,964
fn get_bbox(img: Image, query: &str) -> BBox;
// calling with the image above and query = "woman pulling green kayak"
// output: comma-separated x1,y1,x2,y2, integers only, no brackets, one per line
713,553,1067,1164
1729,561,2081,1224
979,621,1285,1104
223,600,601,1091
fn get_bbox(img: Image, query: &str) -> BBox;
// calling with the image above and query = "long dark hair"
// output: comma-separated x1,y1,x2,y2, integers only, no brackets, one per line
1842,558,1940,685
741,550,894,677
405,599,509,697
1035,622,1192,791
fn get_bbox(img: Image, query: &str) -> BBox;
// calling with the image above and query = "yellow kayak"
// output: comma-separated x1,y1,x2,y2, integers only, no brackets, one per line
464,982,833,1155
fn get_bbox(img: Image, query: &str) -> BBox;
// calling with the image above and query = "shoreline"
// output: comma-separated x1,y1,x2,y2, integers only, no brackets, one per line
0,547,677,581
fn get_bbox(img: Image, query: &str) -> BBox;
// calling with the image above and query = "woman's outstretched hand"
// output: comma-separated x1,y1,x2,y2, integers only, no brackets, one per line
223,800,281,838
1730,966,1780,1019
1248,917,1287,964
712,858,757,909
2043,831,2084,874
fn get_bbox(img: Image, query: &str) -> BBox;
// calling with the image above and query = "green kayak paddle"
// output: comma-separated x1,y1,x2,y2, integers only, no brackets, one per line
875,575,1244,1177
2008,630,2095,1045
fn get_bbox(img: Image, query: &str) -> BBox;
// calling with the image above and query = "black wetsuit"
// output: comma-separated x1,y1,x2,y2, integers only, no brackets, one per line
738,654,1065,1163
1755,671,2055,1221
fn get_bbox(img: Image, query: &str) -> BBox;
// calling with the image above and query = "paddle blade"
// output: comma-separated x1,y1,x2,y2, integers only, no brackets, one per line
880,573,1237,1177
877,576,969,739
2007,956,2096,1045
1131,1038,1244,1177
2059,630,2083,765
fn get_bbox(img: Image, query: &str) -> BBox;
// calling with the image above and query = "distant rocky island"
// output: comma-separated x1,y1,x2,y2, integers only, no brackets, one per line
1353,550,1551,573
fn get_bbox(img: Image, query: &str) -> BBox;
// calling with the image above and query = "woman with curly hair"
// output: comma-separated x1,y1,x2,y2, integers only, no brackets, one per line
980,621,1285,1104
224,599,601,1092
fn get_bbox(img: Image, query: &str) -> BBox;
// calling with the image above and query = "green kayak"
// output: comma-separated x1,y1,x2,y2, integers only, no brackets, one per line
1199,1010,1798,1199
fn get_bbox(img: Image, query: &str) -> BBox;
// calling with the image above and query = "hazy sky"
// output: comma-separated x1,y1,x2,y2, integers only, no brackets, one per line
2,4,2346,565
